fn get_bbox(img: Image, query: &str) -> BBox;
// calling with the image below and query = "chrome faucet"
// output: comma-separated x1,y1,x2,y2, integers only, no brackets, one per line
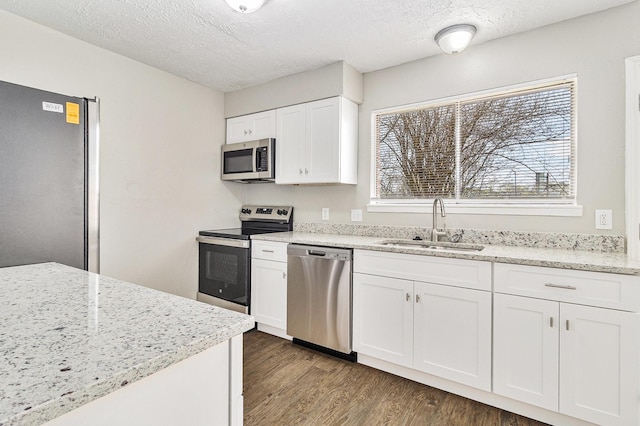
431,197,446,242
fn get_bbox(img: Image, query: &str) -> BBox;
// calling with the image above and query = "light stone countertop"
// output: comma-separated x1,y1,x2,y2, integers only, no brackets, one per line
252,231,640,276
0,263,254,426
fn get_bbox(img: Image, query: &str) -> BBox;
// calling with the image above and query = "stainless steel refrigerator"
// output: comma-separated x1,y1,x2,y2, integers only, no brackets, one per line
0,80,99,272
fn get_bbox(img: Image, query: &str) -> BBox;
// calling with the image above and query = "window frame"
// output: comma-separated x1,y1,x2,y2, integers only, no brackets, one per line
368,74,582,216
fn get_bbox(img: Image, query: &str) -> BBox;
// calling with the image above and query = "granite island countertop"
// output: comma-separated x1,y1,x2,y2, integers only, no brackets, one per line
252,231,640,276
0,263,254,426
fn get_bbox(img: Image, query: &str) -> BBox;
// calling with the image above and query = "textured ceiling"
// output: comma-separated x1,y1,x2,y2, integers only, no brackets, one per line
0,0,635,92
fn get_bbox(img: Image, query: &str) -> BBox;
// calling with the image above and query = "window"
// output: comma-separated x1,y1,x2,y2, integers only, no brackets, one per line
370,77,579,215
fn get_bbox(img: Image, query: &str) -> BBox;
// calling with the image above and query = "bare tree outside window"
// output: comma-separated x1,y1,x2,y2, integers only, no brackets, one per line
374,79,575,202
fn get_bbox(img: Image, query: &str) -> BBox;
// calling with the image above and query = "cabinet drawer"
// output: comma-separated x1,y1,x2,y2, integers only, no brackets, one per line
251,240,288,262
354,249,491,291
494,263,640,311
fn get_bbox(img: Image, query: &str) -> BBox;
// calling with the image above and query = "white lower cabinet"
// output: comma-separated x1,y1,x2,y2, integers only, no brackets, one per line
494,263,640,426
560,303,639,425
493,294,559,411
251,241,288,335
413,282,492,391
353,273,413,368
251,258,287,330
353,250,492,391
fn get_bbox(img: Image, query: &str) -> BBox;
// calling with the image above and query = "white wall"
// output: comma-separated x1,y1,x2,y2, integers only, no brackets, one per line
245,1,640,235
0,11,244,298
224,61,363,118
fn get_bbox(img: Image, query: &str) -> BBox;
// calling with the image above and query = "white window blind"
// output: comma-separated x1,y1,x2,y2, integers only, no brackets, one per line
373,78,576,204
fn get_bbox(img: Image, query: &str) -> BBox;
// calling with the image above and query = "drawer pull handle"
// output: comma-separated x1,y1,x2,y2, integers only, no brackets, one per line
261,250,275,253
545,283,577,290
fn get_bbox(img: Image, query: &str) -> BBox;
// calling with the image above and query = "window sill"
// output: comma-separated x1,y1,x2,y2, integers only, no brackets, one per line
367,202,583,217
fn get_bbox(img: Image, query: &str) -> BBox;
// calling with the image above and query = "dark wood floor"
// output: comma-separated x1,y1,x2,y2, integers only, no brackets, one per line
243,330,548,426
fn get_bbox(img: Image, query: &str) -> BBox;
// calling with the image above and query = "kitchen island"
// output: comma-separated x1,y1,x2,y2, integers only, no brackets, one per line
0,262,254,426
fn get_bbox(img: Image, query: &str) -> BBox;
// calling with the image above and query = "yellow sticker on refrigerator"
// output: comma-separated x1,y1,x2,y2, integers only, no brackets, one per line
66,102,80,124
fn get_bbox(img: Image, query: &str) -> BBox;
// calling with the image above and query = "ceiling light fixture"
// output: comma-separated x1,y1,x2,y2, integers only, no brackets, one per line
434,24,477,55
224,0,265,13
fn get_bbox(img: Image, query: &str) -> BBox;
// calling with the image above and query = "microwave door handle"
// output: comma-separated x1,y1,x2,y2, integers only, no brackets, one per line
252,148,258,172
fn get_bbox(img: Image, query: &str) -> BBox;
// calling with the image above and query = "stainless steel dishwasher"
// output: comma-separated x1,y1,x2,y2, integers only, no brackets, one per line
287,244,355,360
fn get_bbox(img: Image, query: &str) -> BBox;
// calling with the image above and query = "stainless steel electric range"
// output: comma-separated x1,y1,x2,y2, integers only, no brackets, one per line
196,205,293,314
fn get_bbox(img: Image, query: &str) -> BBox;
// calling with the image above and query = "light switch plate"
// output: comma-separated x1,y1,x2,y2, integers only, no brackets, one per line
595,209,612,230
351,209,363,222
322,208,330,221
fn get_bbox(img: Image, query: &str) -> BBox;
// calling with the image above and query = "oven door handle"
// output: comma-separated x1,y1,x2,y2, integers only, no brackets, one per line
196,236,250,249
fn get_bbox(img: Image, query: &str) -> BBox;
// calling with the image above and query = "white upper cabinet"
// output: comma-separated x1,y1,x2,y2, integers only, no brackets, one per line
276,96,358,184
226,110,276,144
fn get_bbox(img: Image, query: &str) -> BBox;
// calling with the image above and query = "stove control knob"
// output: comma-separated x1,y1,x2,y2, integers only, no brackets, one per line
241,208,252,214
281,209,289,216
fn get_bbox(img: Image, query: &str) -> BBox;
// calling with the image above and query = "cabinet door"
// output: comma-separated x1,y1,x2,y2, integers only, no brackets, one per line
413,282,492,391
251,110,276,140
226,115,254,144
275,104,306,184
226,111,276,144
250,259,287,330
493,294,559,411
560,304,640,425
305,97,340,183
353,273,413,368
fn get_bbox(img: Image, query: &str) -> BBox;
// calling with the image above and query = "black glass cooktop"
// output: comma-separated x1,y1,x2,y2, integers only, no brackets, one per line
198,227,282,240
199,205,293,240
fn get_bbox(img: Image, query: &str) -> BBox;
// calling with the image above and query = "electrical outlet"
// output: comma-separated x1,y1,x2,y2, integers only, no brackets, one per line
595,210,612,230
351,209,363,222
322,208,330,221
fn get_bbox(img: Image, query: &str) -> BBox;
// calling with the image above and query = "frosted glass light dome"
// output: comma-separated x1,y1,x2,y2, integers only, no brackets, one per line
435,24,477,55
225,0,265,13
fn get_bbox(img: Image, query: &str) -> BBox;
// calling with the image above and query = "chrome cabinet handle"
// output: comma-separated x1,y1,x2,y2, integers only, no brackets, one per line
261,249,275,253
550,317,554,328
299,169,303,175
282,272,286,279
566,320,570,331
545,283,577,290
406,293,410,302
305,168,309,175
415,294,421,303
244,130,248,135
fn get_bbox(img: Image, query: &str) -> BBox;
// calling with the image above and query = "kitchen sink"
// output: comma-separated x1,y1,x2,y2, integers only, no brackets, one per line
378,239,485,252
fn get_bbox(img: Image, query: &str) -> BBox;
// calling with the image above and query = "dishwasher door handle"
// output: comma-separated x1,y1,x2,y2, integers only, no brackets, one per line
307,250,327,257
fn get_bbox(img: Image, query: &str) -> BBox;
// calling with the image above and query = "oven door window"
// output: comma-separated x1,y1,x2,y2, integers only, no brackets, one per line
199,243,250,305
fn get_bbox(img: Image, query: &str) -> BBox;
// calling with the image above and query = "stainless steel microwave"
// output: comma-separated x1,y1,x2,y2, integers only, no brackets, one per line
221,138,275,182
